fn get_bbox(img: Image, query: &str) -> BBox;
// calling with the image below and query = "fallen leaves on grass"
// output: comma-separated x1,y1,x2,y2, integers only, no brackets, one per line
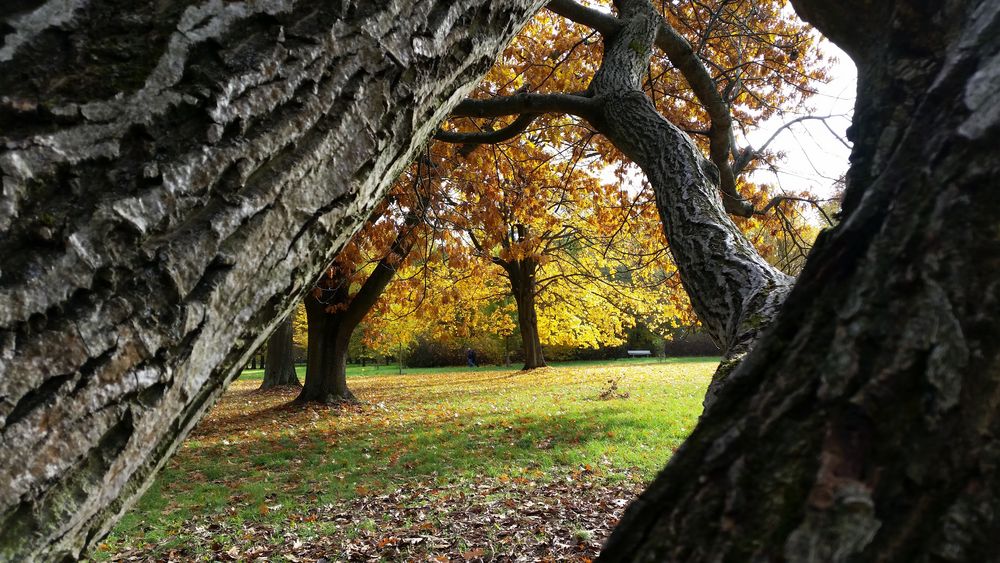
99,469,642,562
597,378,629,401
91,361,715,562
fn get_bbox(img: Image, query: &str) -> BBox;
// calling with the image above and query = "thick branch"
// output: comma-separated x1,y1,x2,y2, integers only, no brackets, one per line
449,92,599,119
434,113,538,145
341,216,420,330
546,0,620,36
655,21,752,216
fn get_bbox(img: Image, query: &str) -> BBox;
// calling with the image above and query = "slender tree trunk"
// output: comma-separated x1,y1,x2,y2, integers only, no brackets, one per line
507,259,547,369
600,1,1000,560
297,292,357,404
259,316,300,389
0,1,545,558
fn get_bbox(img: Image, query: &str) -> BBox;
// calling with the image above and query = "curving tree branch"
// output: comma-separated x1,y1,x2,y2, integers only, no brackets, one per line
434,113,538,147
439,0,840,259
448,91,600,119
546,0,621,36
654,18,752,216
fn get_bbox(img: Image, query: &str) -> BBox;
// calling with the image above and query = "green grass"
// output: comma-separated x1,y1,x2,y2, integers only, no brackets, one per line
91,358,717,560
237,355,720,380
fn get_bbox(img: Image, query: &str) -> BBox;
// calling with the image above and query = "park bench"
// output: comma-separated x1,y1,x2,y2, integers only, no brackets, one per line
627,349,652,357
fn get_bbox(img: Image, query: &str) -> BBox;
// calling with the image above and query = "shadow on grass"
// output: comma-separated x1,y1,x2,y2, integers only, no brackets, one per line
237,357,721,382
105,360,715,558
201,373,625,441
178,405,657,495
120,405,682,541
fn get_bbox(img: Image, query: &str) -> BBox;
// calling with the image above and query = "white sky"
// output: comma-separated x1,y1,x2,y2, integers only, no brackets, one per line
741,38,857,201
572,1,858,205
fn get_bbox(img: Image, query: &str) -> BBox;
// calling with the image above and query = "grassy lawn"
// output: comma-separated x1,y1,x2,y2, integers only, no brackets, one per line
90,358,717,562
236,355,715,380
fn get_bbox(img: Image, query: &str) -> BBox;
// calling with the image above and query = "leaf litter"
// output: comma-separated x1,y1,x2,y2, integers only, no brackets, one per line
88,360,715,562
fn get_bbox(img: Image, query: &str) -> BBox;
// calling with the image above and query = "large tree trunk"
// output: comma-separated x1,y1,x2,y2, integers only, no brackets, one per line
0,1,545,559
298,292,356,404
507,258,547,370
600,0,1000,560
260,316,300,389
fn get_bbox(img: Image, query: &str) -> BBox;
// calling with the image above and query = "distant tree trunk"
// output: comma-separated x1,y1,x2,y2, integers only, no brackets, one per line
600,0,1000,560
298,291,356,404
0,1,545,559
506,258,547,370
297,208,422,404
259,316,300,389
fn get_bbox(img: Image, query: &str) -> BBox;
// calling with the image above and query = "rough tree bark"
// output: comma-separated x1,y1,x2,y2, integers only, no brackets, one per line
0,1,545,559
506,258,547,370
582,0,792,404
260,316,299,389
599,0,1000,560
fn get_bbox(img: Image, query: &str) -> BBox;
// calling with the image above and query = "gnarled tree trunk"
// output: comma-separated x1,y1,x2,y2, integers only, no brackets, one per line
446,0,794,405
600,0,1000,560
260,316,300,389
583,0,792,408
0,1,545,559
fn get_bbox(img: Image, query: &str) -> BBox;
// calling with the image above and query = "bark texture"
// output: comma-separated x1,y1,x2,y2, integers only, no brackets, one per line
600,1,1000,560
260,316,299,389
0,0,545,559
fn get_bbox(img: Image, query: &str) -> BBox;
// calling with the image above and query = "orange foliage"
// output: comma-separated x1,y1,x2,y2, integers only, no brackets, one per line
328,1,829,353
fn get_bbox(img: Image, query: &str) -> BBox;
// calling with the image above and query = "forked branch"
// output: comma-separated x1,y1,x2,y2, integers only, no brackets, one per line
439,0,771,218
654,19,752,216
